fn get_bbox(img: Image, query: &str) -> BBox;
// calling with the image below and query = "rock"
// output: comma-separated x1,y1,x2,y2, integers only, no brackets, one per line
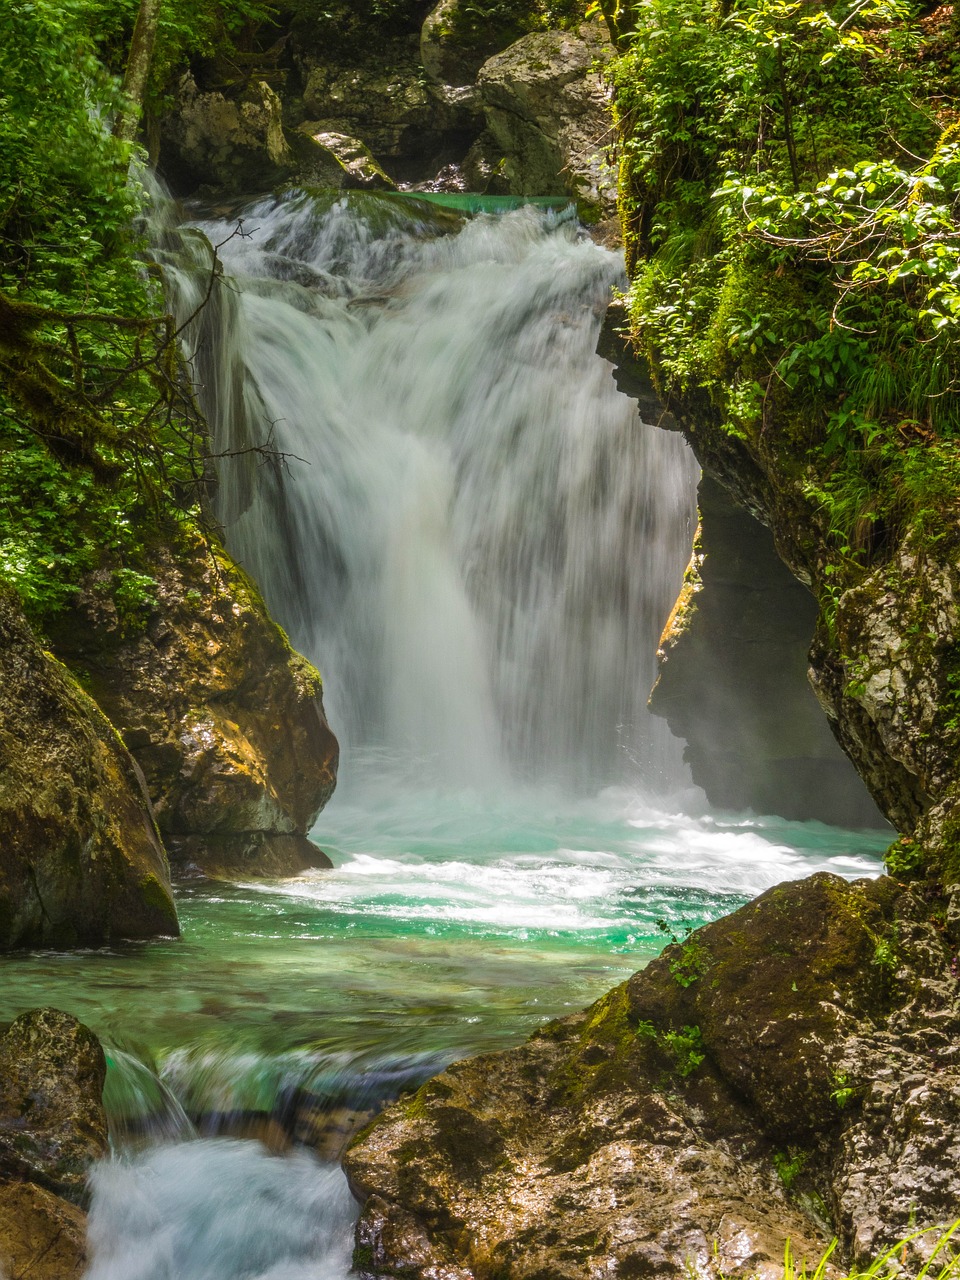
348,872,960,1275
0,1009,108,1200
161,75,297,194
475,22,617,216
292,126,396,189
300,53,480,178
0,1181,87,1280
650,474,886,827
421,0,479,86
47,535,339,878
0,587,178,948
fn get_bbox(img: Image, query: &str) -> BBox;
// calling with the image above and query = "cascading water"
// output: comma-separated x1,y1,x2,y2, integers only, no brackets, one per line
165,191,699,790
0,189,891,1279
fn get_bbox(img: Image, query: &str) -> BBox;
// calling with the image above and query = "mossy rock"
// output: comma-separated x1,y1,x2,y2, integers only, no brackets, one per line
0,586,178,948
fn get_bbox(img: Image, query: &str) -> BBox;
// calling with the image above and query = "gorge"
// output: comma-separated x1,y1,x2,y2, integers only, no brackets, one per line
1,0,958,1276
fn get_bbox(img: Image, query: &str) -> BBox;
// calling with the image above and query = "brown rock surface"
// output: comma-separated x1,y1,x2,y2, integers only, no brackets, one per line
49,535,339,877
0,587,177,948
0,1008,108,1200
347,872,960,1277
0,1181,87,1280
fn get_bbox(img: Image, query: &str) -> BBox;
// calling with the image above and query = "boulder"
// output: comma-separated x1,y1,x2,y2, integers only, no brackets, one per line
0,1009,108,1200
474,21,617,216
291,126,397,189
0,1181,87,1280
300,54,479,177
347,873,960,1276
0,587,178,949
47,535,338,878
161,75,297,194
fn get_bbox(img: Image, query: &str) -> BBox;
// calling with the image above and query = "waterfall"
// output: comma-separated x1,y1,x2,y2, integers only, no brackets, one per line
163,190,700,794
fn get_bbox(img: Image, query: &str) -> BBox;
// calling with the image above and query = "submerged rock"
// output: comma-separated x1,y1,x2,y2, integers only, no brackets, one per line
0,587,178,948
347,872,960,1276
0,1009,108,1200
48,535,338,878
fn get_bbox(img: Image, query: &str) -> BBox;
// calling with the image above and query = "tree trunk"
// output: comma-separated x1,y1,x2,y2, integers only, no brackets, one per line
114,0,163,144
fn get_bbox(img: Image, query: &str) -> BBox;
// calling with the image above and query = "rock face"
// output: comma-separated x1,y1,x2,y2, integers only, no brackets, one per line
291,126,397,189
473,22,617,215
654,380,960,882
299,53,479,179
651,474,885,827
0,1009,111,1280
347,872,960,1277
48,536,339,878
156,4,616,216
161,75,297,193
0,586,178,948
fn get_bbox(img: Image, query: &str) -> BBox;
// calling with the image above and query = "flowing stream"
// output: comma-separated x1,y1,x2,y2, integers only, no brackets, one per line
2,190,889,1277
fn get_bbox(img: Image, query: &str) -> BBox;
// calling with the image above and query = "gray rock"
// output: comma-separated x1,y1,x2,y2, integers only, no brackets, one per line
162,76,297,194
0,587,178,948
475,21,617,214
292,126,396,189
300,55,480,173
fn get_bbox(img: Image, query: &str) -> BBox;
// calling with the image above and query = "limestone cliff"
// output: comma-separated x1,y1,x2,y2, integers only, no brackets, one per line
47,534,339,878
0,587,178,948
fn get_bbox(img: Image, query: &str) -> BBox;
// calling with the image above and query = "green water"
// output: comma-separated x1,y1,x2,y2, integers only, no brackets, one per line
2,779,889,1110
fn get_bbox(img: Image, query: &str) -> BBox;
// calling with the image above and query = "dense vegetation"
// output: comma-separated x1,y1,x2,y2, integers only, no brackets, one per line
0,0,210,624
602,0,960,600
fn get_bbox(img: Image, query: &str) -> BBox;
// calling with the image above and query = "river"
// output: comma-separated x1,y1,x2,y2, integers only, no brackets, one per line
0,191,889,1278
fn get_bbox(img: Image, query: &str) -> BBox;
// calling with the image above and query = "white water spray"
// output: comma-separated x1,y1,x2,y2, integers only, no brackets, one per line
165,191,700,791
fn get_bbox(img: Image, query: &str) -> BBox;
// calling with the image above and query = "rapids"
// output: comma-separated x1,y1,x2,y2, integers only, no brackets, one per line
1,191,889,1277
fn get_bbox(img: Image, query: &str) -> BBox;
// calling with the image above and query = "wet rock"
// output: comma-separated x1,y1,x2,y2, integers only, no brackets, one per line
300,53,479,178
0,587,178,948
474,21,617,216
161,75,297,194
349,871,960,1276
292,126,397,189
0,1009,108,1200
0,1181,87,1280
47,535,338,878
651,474,886,827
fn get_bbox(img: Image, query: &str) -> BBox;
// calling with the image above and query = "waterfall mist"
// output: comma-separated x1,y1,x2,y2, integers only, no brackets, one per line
163,191,700,795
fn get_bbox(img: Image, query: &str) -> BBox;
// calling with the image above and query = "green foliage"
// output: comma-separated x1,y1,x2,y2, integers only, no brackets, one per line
886,835,926,879
608,0,960,616
0,0,205,623
84,0,281,103
829,1070,855,1109
656,918,710,987
772,1148,806,1190
661,1024,705,1076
